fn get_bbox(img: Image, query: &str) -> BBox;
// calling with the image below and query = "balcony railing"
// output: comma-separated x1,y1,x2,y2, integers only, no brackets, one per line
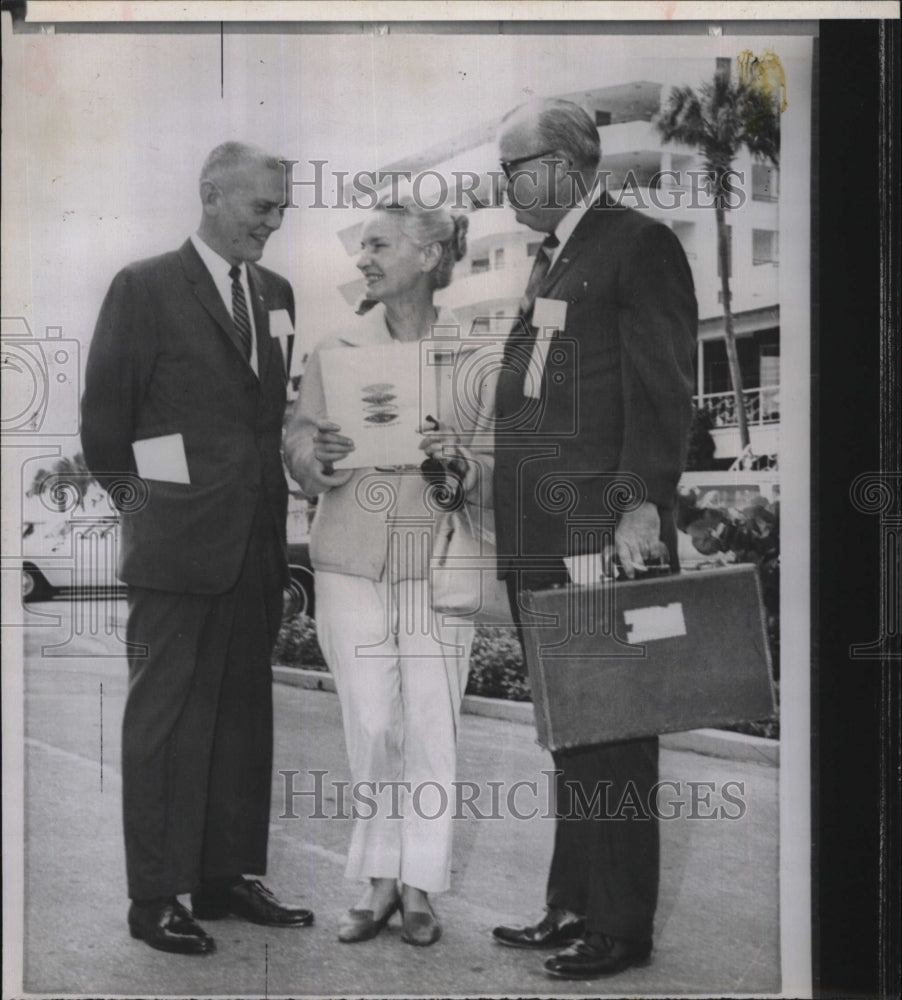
695,386,780,427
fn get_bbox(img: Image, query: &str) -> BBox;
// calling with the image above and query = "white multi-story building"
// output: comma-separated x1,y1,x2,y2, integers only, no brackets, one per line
335,78,780,465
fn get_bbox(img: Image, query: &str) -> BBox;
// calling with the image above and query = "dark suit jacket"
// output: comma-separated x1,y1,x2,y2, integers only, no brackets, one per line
81,239,293,594
493,194,697,568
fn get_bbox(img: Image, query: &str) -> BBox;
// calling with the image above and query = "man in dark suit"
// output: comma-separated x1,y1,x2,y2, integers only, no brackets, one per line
81,142,313,955
489,100,697,978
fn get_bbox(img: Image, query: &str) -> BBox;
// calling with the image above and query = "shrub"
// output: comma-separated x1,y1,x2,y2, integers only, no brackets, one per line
685,405,717,471
273,613,531,699
272,613,328,671
466,627,531,701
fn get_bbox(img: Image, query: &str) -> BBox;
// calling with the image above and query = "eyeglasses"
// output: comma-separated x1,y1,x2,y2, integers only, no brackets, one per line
499,148,559,181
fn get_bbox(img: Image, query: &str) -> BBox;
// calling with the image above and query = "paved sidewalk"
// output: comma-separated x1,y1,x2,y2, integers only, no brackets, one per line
17,599,780,997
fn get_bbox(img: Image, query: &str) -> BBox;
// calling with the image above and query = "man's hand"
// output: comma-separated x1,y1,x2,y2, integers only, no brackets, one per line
605,501,669,580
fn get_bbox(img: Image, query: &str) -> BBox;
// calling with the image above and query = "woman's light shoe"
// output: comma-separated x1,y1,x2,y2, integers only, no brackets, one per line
400,903,442,947
337,897,401,943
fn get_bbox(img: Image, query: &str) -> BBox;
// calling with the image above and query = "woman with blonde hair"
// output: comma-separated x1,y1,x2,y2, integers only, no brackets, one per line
285,194,482,947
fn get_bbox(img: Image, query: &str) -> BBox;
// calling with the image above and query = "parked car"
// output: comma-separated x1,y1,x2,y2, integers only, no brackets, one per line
284,492,316,620
22,513,122,602
22,484,318,617
285,540,315,620
22,559,59,602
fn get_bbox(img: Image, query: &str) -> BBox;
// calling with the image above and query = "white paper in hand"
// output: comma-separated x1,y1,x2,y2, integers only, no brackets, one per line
563,552,608,584
132,433,191,484
319,342,436,468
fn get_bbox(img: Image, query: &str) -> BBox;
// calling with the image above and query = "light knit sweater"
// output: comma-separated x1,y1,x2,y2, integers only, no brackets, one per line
284,304,496,582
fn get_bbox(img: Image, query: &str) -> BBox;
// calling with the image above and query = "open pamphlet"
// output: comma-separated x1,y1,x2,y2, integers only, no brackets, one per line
319,341,440,468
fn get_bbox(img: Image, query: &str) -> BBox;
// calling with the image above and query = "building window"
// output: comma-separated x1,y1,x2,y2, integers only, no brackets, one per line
526,241,542,258
753,229,779,265
702,334,766,394
494,247,505,269
471,257,489,274
699,328,780,425
752,163,779,201
760,342,780,420
716,224,732,279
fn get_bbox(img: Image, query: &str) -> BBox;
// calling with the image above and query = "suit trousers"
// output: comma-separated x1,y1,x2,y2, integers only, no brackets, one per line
507,572,659,943
314,572,472,893
122,499,284,900
546,739,659,942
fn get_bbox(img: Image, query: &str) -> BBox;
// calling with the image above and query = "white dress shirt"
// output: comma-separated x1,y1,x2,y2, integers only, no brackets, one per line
191,233,259,375
548,178,603,269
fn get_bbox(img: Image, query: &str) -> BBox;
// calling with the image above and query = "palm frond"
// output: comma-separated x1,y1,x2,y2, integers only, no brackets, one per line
655,74,781,169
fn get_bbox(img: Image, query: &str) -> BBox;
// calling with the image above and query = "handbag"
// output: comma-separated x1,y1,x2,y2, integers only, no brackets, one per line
430,504,513,625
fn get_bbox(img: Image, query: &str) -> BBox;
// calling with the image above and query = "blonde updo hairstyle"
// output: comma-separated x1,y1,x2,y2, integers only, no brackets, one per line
373,193,468,290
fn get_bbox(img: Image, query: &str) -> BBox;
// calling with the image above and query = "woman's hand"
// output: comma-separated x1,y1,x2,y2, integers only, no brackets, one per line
418,419,478,494
313,419,355,475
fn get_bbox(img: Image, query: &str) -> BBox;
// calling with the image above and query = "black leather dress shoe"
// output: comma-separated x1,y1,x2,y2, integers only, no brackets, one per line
191,879,314,927
544,933,652,979
492,907,585,949
128,899,216,955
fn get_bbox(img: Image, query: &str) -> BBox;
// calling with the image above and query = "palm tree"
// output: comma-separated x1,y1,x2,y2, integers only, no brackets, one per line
656,66,780,451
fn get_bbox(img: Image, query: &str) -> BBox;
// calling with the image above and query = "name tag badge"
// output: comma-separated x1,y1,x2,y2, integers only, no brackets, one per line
525,297,567,399
269,308,294,374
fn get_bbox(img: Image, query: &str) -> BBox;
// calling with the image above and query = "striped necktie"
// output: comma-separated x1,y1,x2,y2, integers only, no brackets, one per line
518,233,560,319
229,265,253,361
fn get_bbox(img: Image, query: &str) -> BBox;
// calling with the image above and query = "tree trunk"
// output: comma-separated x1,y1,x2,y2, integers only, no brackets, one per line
715,204,751,451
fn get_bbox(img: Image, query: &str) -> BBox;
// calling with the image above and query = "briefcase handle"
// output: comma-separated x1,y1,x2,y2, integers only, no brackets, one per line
606,552,671,581
564,550,671,585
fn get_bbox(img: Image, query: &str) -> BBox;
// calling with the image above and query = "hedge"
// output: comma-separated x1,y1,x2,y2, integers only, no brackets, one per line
273,613,531,702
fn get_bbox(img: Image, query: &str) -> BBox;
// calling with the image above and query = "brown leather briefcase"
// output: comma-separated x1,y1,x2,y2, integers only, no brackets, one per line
519,564,776,751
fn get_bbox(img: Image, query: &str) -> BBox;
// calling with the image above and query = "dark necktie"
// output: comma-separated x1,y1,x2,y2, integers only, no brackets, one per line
498,231,561,412
519,233,560,319
229,265,253,361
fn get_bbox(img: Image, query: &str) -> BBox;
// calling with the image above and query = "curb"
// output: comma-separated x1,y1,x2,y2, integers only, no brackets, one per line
272,665,779,767
660,727,779,767
275,664,337,694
